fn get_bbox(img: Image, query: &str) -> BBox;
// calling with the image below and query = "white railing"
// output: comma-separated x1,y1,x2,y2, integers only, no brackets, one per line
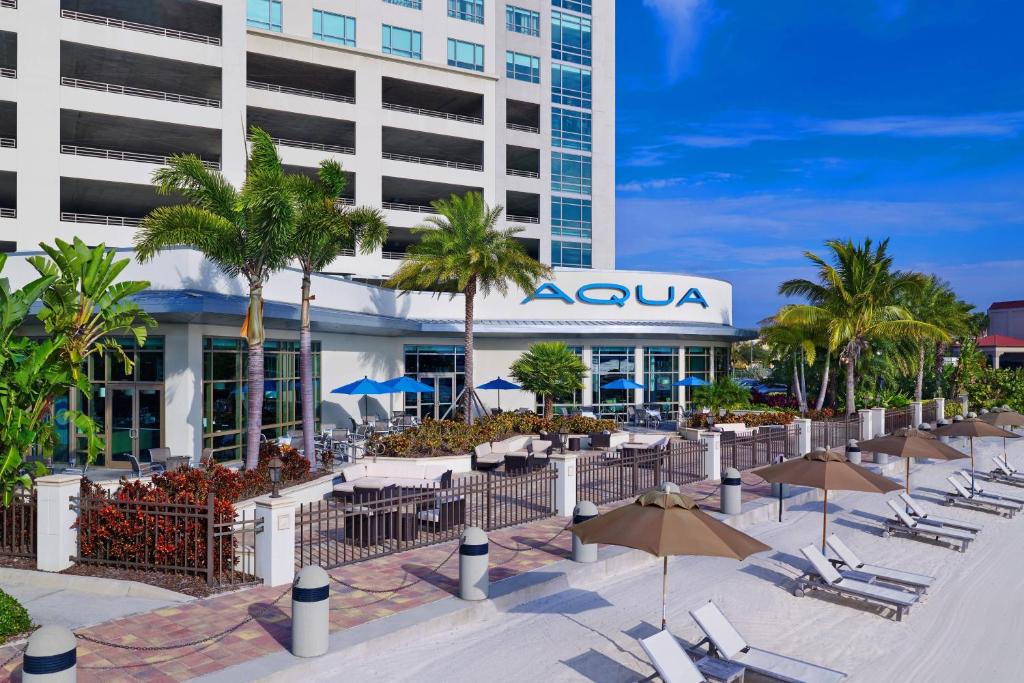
60,9,221,45
507,214,540,224
0,68,15,80
507,168,540,178
382,152,482,172
336,197,355,207
247,80,355,104
381,251,410,260
60,144,220,169
382,201,437,214
60,77,221,108
0,207,15,218
507,122,540,134
61,212,142,227
0,137,14,148
382,102,483,125
336,247,355,257
0,1,16,10
266,137,354,155
383,0,422,8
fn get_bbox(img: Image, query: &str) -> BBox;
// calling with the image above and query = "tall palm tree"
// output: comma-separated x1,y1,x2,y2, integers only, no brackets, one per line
778,238,947,416
135,128,294,469
902,276,972,401
761,318,817,412
289,163,387,466
387,192,551,424
510,342,588,419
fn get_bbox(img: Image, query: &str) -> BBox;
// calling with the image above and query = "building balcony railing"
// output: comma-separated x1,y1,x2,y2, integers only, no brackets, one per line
262,136,354,155
384,0,422,9
60,10,220,45
383,152,482,172
1,1,16,10
381,250,408,260
382,201,437,214
506,122,539,134
60,77,221,108
61,212,143,227
506,168,540,179
382,102,483,125
507,214,540,224
335,247,355,257
247,80,355,105
0,68,15,80
336,197,355,207
0,137,15,148
60,144,220,169
0,207,16,218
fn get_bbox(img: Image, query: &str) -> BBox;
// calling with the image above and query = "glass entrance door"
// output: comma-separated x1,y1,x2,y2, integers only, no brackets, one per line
414,374,458,420
106,385,164,468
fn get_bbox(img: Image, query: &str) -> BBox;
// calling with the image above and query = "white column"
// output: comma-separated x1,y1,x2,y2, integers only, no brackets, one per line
634,345,644,408
162,324,202,460
935,397,946,422
550,453,578,517
255,496,296,587
911,401,923,428
858,409,874,441
794,418,812,455
699,431,722,481
581,346,594,409
871,406,886,437
219,0,248,187
36,475,81,572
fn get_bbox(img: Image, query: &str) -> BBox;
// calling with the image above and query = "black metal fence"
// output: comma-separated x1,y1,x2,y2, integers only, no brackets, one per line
721,427,800,471
887,406,912,432
576,439,706,505
922,401,938,425
810,417,861,450
0,489,36,559
296,466,557,569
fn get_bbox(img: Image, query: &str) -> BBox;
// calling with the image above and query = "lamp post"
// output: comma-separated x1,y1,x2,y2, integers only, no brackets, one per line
268,456,283,498
559,425,569,454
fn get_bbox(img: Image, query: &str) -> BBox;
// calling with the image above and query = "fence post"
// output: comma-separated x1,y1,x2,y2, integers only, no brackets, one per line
549,453,578,517
911,401,923,428
699,431,721,481
794,418,811,455
35,475,80,573
254,495,296,587
206,493,215,586
485,472,493,531
934,397,946,423
871,406,886,437
858,409,874,442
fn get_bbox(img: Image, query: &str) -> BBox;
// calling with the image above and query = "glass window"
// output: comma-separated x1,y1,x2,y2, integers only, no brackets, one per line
644,347,679,413
202,337,321,463
552,107,592,151
552,196,591,239
448,38,485,71
552,151,592,195
384,0,422,9
506,51,540,83
506,5,540,36
551,239,592,268
448,0,484,24
552,64,592,109
553,0,591,14
551,11,592,65
535,345,584,414
247,0,282,31
592,347,636,420
404,345,465,419
684,347,711,409
382,24,423,59
714,346,731,379
313,9,356,47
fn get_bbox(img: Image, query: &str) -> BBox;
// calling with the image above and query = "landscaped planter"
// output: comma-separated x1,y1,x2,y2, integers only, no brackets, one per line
365,453,474,473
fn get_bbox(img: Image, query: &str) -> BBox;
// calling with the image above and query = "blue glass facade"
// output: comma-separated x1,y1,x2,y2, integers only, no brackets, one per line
448,0,485,24
552,108,592,151
506,5,541,36
448,39,485,72
551,152,591,195
552,197,592,239
506,51,541,83
551,11,592,66
553,0,591,14
247,0,282,31
313,10,356,47
382,25,423,59
551,240,592,268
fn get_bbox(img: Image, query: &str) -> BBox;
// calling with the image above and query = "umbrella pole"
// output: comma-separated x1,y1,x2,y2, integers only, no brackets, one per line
970,437,975,493
778,484,783,523
822,489,828,553
661,556,668,631
906,457,910,494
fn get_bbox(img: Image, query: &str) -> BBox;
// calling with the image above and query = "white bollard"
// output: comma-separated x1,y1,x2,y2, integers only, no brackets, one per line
571,501,598,563
458,527,489,600
22,626,76,683
291,565,329,658
720,467,741,515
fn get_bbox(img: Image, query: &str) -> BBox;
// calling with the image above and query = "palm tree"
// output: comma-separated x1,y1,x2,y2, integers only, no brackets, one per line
901,276,973,400
289,163,387,466
760,318,817,412
387,192,551,424
509,343,588,419
778,238,948,416
135,128,294,469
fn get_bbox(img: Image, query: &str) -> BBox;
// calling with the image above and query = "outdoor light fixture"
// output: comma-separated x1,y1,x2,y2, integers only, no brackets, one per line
559,425,569,454
268,456,283,498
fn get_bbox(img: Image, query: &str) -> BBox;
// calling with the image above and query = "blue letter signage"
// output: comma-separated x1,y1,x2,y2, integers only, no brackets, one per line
576,283,630,307
524,282,709,309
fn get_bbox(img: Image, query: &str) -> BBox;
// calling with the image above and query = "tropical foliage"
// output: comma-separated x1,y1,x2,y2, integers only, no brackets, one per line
387,192,551,423
509,342,589,419
691,378,751,414
0,588,31,640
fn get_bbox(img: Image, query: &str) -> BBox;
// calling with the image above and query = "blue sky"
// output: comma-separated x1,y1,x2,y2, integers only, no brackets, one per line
615,0,1024,327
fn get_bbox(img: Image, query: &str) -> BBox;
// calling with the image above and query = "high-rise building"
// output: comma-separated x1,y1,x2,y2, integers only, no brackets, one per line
2,0,613,274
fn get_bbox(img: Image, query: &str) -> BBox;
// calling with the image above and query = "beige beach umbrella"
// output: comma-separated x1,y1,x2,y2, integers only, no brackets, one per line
933,418,1019,490
572,486,770,630
756,448,901,553
859,427,967,494
981,409,1024,464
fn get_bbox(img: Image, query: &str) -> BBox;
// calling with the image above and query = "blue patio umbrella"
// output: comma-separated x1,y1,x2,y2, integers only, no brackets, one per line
672,377,711,387
381,376,435,417
330,376,390,418
476,377,521,411
601,379,644,390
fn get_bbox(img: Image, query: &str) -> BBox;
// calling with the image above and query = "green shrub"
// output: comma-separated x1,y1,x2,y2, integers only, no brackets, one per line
687,411,795,429
0,589,32,640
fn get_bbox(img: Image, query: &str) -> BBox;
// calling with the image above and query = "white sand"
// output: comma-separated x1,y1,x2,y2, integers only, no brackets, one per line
339,436,1024,682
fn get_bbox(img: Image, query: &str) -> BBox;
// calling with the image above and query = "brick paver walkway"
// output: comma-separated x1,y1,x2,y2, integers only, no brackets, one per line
0,476,773,682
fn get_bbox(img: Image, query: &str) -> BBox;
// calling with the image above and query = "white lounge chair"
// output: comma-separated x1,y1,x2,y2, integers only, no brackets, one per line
690,600,847,682
796,544,918,622
638,631,708,683
987,455,1024,487
897,492,982,533
946,476,1021,517
826,534,933,594
883,500,973,552
954,469,1024,504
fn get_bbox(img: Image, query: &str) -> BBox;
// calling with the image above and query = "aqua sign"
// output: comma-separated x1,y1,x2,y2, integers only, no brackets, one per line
522,283,709,308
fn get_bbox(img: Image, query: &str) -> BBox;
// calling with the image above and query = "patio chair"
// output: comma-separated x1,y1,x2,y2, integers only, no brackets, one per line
199,448,214,468
796,544,919,621
896,492,982,533
955,469,1024,504
373,420,392,435
988,455,1024,486
945,476,1021,517
690,600,847,681
504,453,535,474
579,409,597,420
588,431,613,450
637,630,708,683
883,500,974,551
61,452,89,476
146,447,171,474
128,454,155,479
825,534,933,594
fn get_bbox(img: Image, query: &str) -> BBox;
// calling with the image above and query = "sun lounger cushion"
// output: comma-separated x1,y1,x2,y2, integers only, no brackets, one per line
639,631,706,683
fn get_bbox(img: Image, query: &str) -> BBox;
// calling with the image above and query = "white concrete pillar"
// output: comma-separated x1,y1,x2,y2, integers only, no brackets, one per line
36,475,81,572
550,453,578,517
911,401,923,428
935,397,946,422
255,496,297,587
634,345,644,407
794,418,812,455
858,409,874,442
699,431,722,481
581,346,594,408
872,406,886,437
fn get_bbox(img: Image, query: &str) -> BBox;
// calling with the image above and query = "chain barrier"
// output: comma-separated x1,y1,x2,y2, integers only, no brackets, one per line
487,522,571,553
329,543,460,595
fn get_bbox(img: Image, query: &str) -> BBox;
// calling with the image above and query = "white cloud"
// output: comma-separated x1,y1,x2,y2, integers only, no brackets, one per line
616,172,736,193
641,0,713,80
812,112,1024,138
